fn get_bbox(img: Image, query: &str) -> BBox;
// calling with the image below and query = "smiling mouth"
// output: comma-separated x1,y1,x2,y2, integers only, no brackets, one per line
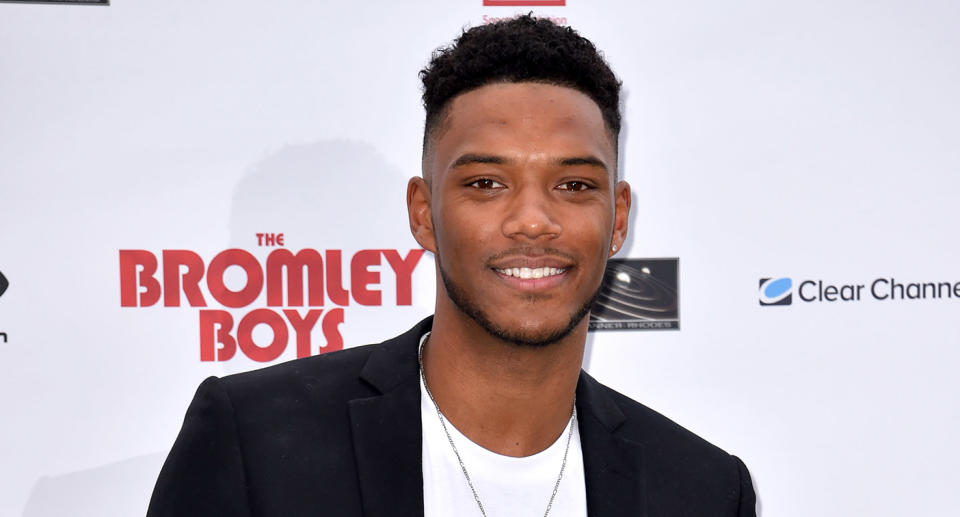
493,267,568,279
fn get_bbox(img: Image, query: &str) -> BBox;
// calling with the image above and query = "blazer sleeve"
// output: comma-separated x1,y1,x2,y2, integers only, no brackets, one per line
146,376,253,517
733,455,757,517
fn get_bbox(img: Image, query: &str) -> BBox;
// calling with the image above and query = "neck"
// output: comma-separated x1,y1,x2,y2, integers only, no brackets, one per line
422,300,585,457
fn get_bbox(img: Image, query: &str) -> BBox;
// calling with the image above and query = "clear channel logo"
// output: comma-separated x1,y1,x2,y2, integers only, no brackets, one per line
759,275,960,306
759,277,792,306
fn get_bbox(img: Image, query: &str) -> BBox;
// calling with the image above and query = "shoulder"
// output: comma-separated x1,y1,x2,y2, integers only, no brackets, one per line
218,342,379,403
603,380,732,461
580,371,732,458
581,374,756,514
580,372,753,509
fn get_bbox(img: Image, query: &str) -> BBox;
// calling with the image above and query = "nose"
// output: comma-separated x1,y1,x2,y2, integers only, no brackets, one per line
501,185,562,241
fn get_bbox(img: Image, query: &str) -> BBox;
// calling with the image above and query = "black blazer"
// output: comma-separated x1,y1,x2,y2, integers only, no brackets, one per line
147,317,756,516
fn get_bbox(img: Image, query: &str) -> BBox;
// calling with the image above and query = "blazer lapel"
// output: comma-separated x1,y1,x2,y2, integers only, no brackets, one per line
577,371,647,517
348,317,432,517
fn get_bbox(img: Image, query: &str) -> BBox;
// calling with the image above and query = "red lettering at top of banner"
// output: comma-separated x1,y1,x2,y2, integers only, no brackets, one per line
119,248,425,308
483,0,565,6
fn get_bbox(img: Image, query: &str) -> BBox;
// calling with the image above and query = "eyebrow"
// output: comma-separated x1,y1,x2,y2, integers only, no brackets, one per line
450,153,506,169
558,156,609,171
450,153,610,173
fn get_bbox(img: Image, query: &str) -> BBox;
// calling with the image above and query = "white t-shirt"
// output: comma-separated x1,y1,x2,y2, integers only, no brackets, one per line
420,334,588,517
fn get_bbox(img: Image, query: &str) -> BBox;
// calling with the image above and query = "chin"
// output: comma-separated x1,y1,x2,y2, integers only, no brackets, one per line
439,261,596,348
488,319,584,348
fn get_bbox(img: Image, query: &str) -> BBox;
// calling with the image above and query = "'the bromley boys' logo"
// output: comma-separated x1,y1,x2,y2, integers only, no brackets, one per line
119,234,424,363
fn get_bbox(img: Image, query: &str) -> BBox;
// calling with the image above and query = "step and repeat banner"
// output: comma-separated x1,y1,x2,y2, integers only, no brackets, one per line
2,1,958,515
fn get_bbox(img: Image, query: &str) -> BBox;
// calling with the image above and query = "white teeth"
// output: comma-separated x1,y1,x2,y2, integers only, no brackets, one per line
496,267,565,279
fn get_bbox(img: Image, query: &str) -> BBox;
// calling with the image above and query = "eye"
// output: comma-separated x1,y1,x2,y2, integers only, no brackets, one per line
557,180,593,192
468,178,505,189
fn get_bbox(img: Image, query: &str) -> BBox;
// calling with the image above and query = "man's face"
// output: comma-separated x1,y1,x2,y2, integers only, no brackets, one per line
411,82,630,347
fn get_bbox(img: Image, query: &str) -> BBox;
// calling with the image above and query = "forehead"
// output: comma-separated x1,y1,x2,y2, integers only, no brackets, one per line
428,82,615,174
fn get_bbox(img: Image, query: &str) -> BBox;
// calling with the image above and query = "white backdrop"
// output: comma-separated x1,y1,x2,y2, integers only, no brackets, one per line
2,0,959,515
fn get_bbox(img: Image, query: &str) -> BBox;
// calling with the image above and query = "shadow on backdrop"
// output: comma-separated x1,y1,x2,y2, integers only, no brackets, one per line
221,138,423,376
21,453,165,517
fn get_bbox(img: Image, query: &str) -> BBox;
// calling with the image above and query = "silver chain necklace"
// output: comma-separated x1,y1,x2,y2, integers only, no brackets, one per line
418,337,577,517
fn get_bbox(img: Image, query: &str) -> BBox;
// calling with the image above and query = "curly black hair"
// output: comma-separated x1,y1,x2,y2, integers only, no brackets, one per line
420,14,622,158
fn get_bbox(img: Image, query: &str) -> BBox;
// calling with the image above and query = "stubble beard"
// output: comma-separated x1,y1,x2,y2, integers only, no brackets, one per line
437,255,601,348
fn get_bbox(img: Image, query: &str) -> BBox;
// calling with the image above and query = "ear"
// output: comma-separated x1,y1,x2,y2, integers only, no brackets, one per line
407,176,437,253
609,180,631,257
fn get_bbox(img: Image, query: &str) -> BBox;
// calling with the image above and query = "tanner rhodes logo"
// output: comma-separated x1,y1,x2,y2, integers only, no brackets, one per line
119,233,424,362
590,258,679,330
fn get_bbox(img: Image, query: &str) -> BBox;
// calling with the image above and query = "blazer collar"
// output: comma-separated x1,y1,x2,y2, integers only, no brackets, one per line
348,317,431,517
577,372,647,517
348,316,646,517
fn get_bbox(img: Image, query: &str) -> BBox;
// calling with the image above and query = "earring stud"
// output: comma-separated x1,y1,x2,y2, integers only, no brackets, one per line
611,243,618,252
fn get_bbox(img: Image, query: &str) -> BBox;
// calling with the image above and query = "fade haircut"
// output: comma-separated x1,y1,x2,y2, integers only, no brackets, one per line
419,14,622,179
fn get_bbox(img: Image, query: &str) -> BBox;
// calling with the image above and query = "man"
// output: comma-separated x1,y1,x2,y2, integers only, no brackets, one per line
148,15,756,517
